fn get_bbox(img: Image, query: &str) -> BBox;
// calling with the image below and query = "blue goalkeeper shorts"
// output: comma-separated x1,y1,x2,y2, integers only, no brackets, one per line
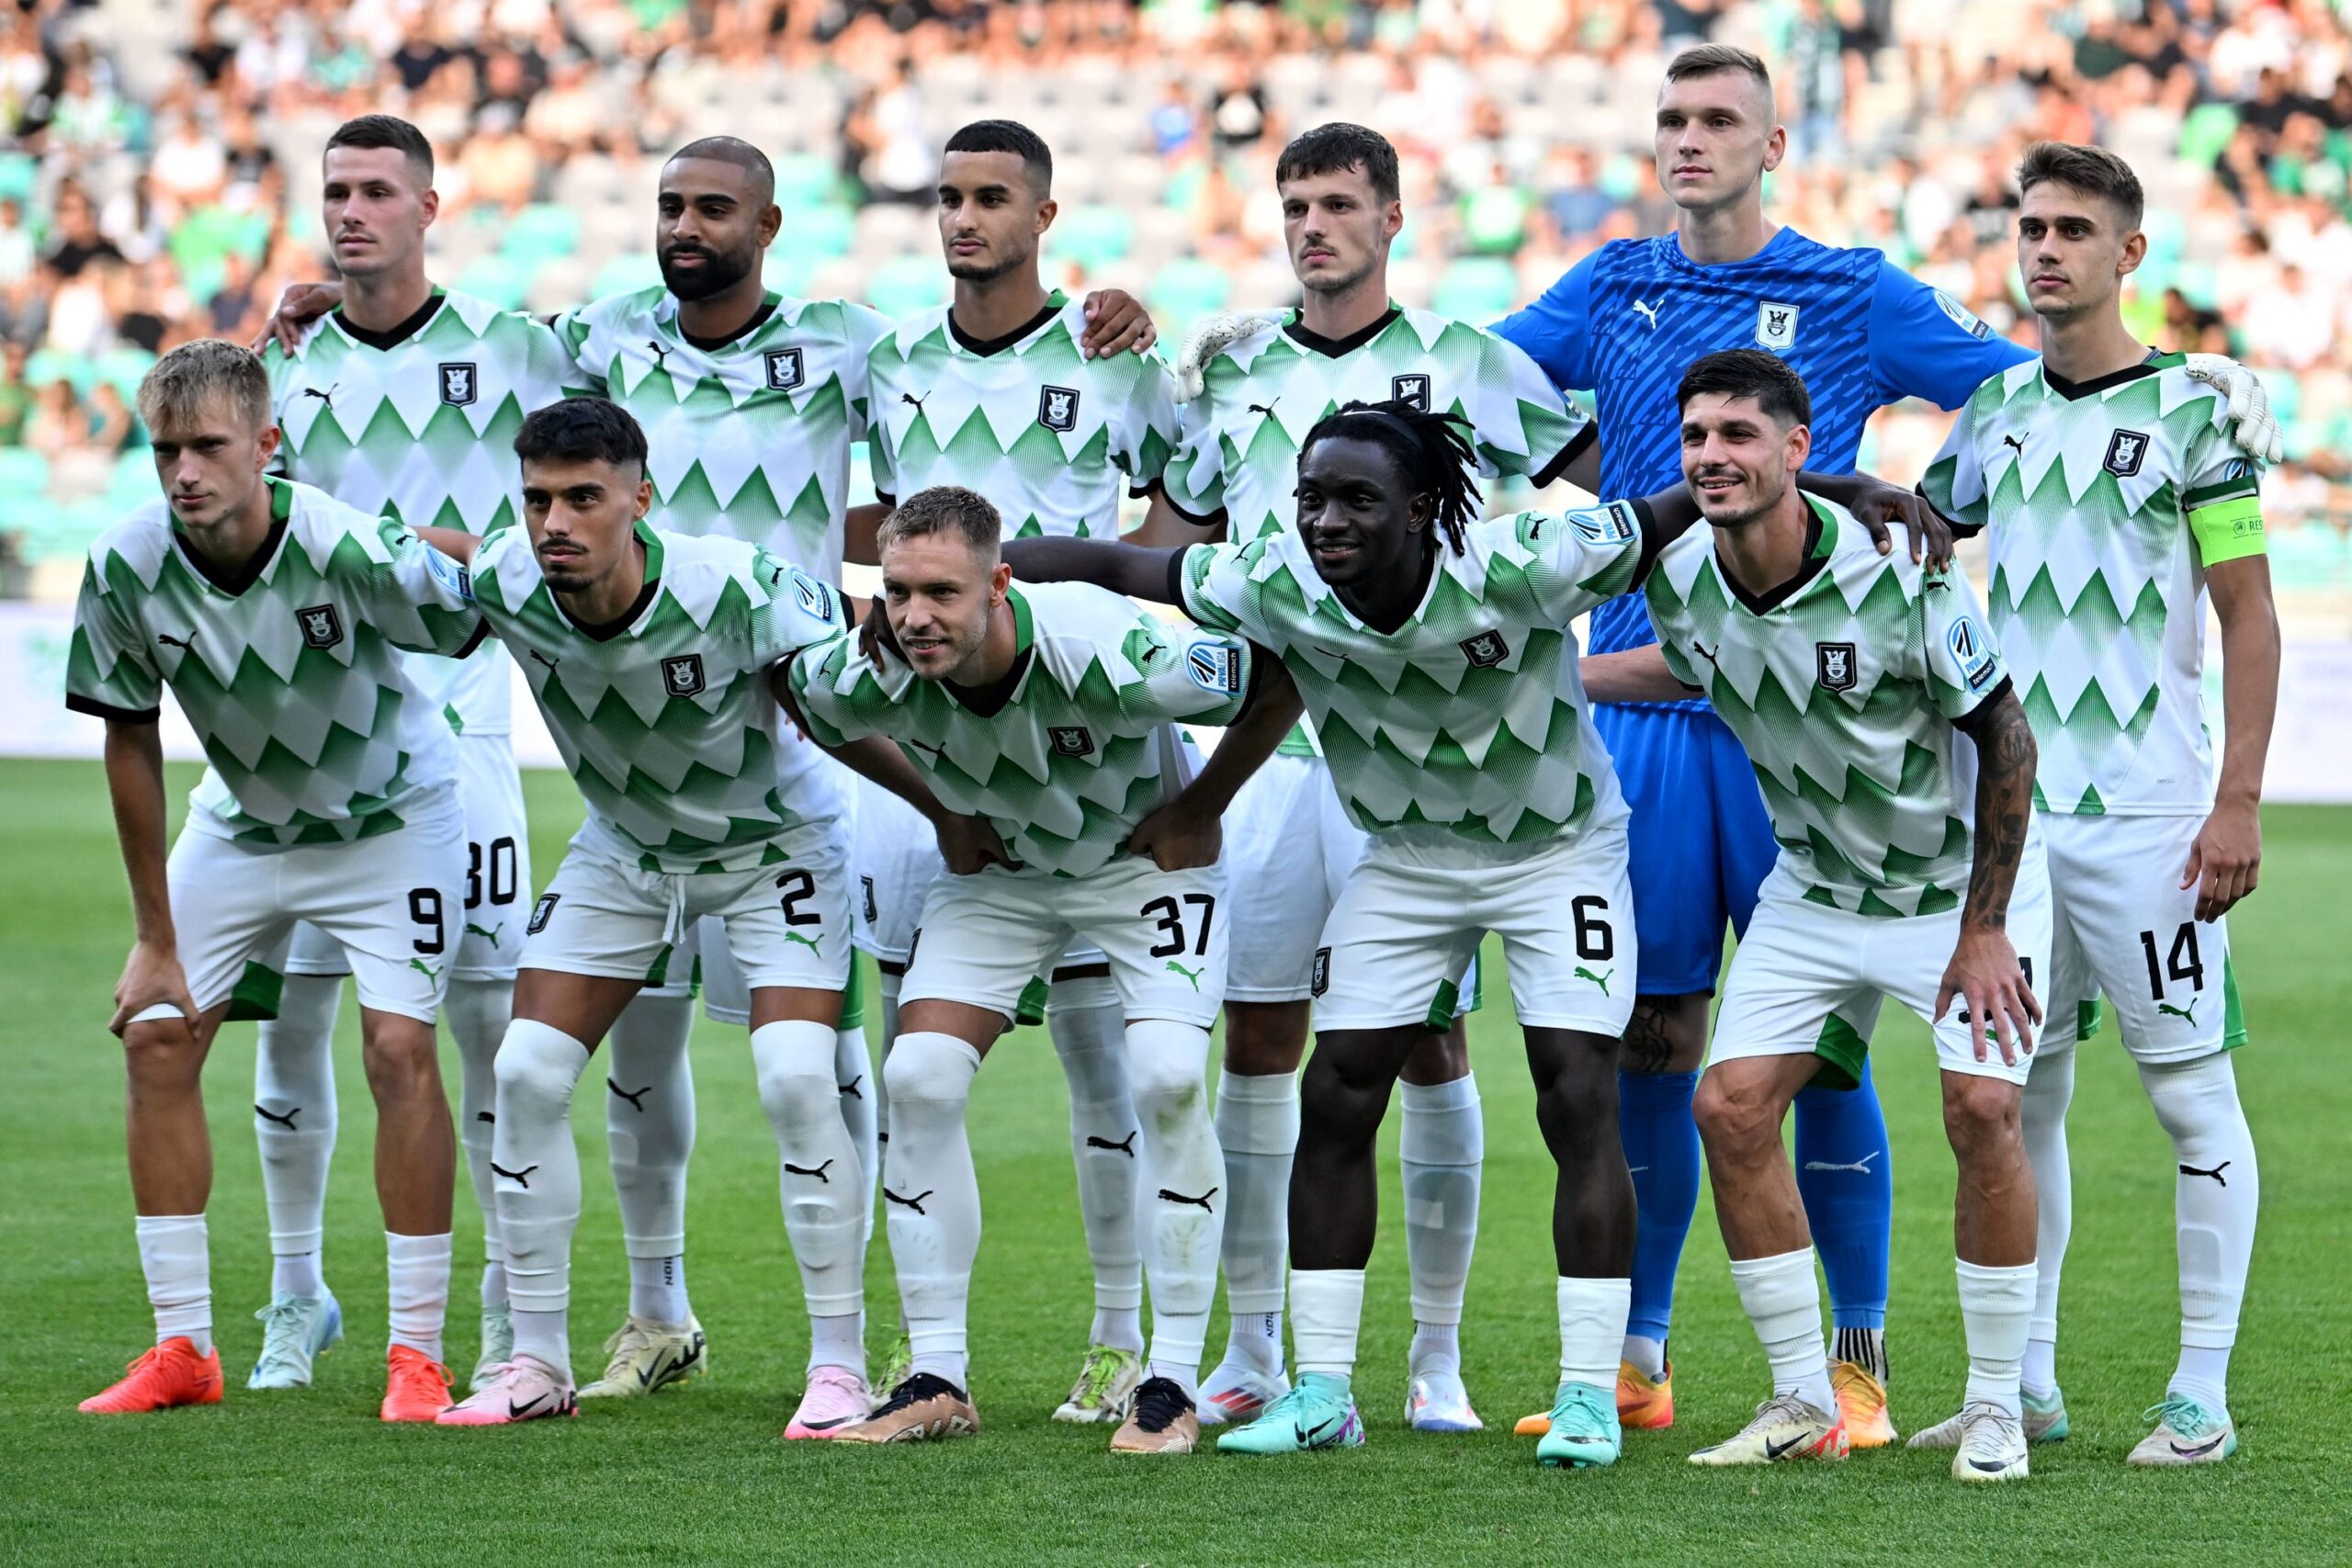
1594,702,1780,998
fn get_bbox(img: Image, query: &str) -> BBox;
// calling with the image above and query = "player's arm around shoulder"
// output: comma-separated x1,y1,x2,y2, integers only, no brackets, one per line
364,513,488,658
1001,533,1189,604
1125,644,1300,874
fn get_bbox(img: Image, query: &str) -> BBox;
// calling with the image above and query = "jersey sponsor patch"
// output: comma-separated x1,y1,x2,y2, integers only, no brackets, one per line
1755,300,1801,352
1184,639,1244,695
1946,615,1998,689
1567,502,1635,546
1391,372,1431,412
438,362,477,406
763,347,805,392
1049,725,1094,757
1816,640,1858,693
786,566,829,619
297,604,344,649
661,653,707,697
1459,629,1509,668
424,547,472,602
526,892,560,935
2104,428,2150,478
1933,288,1994,341
1037,384,1080,432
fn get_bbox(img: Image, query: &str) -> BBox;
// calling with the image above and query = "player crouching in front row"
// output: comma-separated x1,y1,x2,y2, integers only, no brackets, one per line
1590,350,2051,1482
782,485,1303,1453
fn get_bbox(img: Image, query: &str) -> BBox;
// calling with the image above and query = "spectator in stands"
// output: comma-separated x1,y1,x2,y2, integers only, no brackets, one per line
0,198,33,288
41,183,122,281
0,342,28,447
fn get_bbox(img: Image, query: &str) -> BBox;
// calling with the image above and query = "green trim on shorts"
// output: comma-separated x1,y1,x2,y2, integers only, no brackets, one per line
2075,998,2105,1042
226,960,285,1023
2221,953,2247,1049
645,945,675,990
1422,978,1462,1032
1812,1013,1868,1091
1014,975,1051,1029
839,956,867,1031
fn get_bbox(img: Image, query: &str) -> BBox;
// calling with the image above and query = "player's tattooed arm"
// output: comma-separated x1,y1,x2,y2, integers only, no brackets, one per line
1127,650,1300,873
1941,685,2041,1065
2187,555,2279,920
1580,647,1698,705
101,718,199,1035
999,536,1182,604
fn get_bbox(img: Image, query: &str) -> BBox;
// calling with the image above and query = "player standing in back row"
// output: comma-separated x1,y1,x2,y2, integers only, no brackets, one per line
1493,44,2278,1441
1911,143,2275,1468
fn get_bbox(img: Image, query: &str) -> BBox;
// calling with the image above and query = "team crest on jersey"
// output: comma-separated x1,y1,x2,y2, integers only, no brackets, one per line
296,604,344,649
763,347,805,392
1568,503,1636,546
1038,385,1080,432
1049,726,1094,758
1755,301,1801,352
1459,629,1510,669
1391,373,1431,412
527,893,560,935
1310,946,1331,997
861,875,878,925
1185,640,1244,695
438,362,477,406
1816,641,1858,693
1946,615,1998,690
661,654,707,697
2104,429,2149,478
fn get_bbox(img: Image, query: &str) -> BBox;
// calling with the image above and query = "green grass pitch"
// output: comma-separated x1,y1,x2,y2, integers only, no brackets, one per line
3,758,2347,1565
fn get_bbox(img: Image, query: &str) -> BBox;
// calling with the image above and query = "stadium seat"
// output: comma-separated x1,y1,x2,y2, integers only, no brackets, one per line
2177,103,2240,168
775,203,855,266
1147,257,1231,337
1052,206,1136,272
591,252,664,299
863,254,951,318
773,153,841,212
454,254,534,310
1432,256,1521,324
503,204,584,266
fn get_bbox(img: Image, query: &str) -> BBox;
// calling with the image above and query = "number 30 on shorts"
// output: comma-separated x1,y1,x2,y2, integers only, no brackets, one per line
1141,892,1216,958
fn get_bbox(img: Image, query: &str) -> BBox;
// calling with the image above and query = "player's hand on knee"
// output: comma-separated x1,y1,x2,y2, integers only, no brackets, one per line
1080,289,1156,357
1938,929,2042,1067
1125,800,1221,873
1848,479,1957,571
253,279,342,355
937,812,1022,874
2183,799,2261,921
110,942,198,1039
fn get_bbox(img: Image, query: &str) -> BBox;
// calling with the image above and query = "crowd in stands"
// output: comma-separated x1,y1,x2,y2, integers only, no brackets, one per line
5,0,2350,590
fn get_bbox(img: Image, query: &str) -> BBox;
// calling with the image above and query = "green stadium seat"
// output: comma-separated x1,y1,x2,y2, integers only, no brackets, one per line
1053,205,1136,272
2266,523,2346,589
863,255,949,318
2177,103,2240,168
454,255,533,310
775,204,854,266
773,153,840,211
0,151,34,203
0,446,51,499
96,349,156,400
24,349,85,390
1432,256,1520,323
1148,257,1230,331
503,203,583,265
591,252,664,299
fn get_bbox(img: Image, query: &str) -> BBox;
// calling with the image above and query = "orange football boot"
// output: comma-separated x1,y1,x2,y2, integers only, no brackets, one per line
382,1345,455,1422
79,1337,224,1414
1515,1359,1673,1436
1831,1360,1897,1449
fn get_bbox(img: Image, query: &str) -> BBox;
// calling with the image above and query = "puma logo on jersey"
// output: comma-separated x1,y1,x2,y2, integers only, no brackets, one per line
884,1187,933,1214
2180,1159,2231,1187
901,390,930,412
783,931,824,956
1803,1150,1881,1174
1159,1186,1218,1212
608,1079,651,1112
1630,298,1664,329
2001,433,2026,454
408,956,442,984
784,1158,835,1184
490,1160,538,1188
1165,959,1204,991
1247,400,1279,417
156,630,193,649
254,1103,300,1129
2157,998,2200,1026
646,340,671,371
527,649,560,671
1085,1131,1137,1157
1575,964,1612,995
302,385,338,408
464,922,503,943
1691,639,1722,669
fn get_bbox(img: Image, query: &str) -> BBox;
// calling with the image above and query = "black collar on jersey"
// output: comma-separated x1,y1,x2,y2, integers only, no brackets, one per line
1721,495,1837,617
555,521,665,641
174,476,293,597
1283,304,1402,359
678,294,781,354
333,288,446,352
949,291,1066,357
944,587,1035,717
2042,347,2182,402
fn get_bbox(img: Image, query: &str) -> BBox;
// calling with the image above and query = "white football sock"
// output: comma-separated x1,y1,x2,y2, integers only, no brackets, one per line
1957,1258,2036,1419
1290,1269,1365,1381
1213,1067,1296,1369
1729,1248,1834,1414
491,1019,589,1370
386,1230,452,1362
254,971,342,1296
752,1019,866,1322
605,990,696,1316
2019,1044,2075,1396
1623,1334,1668,1382
1400,1073,1482,1376
1558,1276,1632,1392
2141,1055,2258,1412
809,1311,865,1377
136,1213,211,1354
1126,1019,1223,1394
881,1031,982,1388
1047,975,1144,1321
443,976,513,1303
628,1255,689,1325
835,1022,878,1245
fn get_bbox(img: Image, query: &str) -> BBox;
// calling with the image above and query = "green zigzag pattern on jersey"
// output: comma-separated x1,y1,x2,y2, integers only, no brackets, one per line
283,394,533,536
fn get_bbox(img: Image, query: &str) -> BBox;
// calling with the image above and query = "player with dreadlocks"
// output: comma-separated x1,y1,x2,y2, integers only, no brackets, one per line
998,398,1717,1468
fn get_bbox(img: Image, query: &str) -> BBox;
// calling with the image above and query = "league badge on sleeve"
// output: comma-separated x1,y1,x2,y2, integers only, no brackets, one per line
1946,615,1998,690
1815,641,1858,693
1567,502,1636,546
438,363,477,406
764,347,805,392
1755,301,1800,353
1934,288,1995,341
1184,639,1245,695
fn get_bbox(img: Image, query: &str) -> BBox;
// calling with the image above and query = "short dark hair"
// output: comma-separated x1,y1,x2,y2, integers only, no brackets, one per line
1664,43,1773,94
2017,141,2144,231
514,398,649,471
1300,400,1481,555
1676,349,1813,429
878,485,1001,562
325,115,434,183
944,119,1053,195
1274,122,1400,206
668,136,776,203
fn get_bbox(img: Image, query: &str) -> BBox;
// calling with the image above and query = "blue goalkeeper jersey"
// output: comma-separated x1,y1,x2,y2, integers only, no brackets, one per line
1497,225,2030,690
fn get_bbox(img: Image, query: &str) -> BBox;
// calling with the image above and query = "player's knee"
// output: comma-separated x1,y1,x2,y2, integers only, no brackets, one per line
1531,1034,1622,1151
359,1018,443,1100
1299,1047,1389,1145
494,1019,588,1118
1693,1066,1780,1156
1125,1020,1210,1126
882,1030,980,1113
121,1021,202,1088
1222,1002,1309,1077
1402,1021,1469,1082
1941,1074,2022,1159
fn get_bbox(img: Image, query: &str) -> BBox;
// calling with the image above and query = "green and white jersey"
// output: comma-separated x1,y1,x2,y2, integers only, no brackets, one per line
790,581,1253,877
465,523,845,874
266,288,581,737
866,293,1182,537
1177,501,1648,845
65,478,479,847
553,287,890,582
1645,499,2010,918
1918,352,2266,817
